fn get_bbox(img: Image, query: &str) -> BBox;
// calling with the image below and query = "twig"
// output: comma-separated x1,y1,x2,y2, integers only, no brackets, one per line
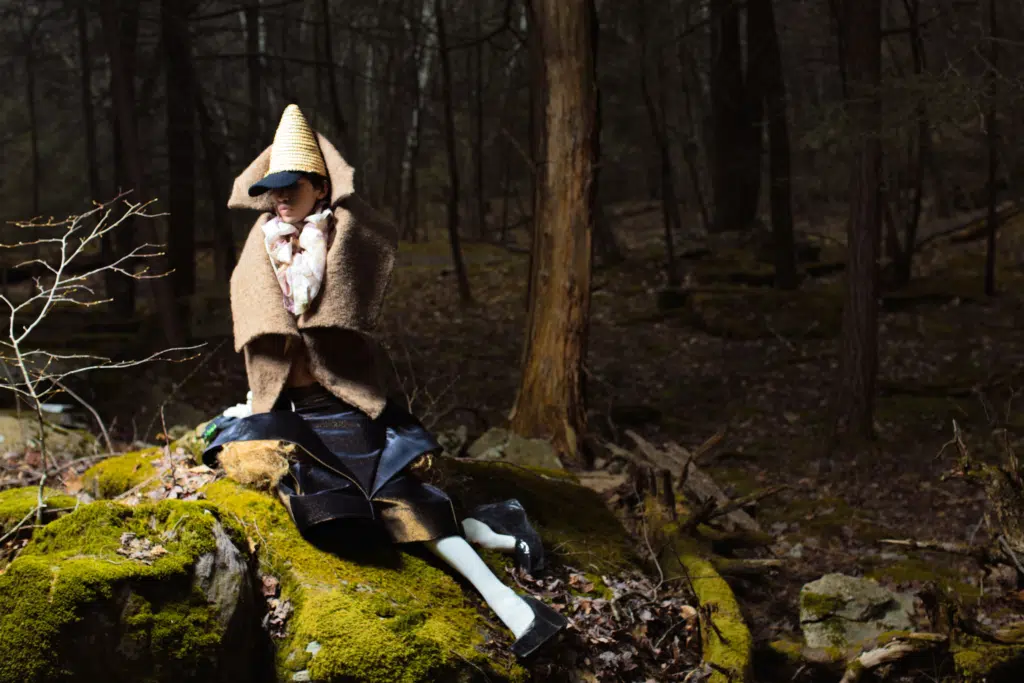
52,378,113,454
998,536,1024,576
839,632,946,683
0,506,38,546
706,485,788,522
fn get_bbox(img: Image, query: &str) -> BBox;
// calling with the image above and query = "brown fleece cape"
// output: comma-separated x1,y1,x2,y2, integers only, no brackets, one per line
227,133,398,418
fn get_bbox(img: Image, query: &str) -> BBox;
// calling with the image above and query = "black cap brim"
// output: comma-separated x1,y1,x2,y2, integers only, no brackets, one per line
248,170,304,197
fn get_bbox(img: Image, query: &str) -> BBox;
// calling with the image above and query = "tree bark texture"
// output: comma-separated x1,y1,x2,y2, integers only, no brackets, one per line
433,0,473,305
708,0,762,233
510,0,597,467
101,0,187,348
749,0,798,290
163,0,196,300
830,0,883,444
984,0,999,296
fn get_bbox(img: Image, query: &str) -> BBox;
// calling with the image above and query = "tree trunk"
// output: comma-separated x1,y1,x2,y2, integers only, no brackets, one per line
25,42,39,220
101,0,187,348
434,0,473,305
984,0,999,297
828,0,882,446
245,1,263,156
193,70,235,283
892,0,926,288
162,0,196,303
639,39,681,287
708,0,760,233
750,0,797,289
400,0,435,242
77,0,100,203
320,0,352,158
510,0,597,467
473,0,487,239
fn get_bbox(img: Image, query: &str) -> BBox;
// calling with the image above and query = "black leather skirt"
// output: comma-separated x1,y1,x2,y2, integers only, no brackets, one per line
203,384,460,543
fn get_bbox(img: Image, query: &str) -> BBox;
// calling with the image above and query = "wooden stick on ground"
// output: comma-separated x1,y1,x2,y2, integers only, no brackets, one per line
838,633,946,683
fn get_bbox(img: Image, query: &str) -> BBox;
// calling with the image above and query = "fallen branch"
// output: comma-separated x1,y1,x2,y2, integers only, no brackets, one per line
838,632,946,683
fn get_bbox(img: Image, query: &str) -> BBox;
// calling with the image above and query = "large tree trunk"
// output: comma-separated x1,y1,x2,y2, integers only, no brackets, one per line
399,0,435,242
195,87,235,283
984,0,999,296
749,0,797,289
892,0,926,288
510,0,597,467
434,0,473,305
162,0,196,304
320,0,352,158
77,0,100,203
708,0,760,233
101,0,187,348
828,0,883,446
245,1,263,156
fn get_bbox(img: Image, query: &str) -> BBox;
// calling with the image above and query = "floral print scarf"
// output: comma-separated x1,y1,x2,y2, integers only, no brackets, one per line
262,205,333,316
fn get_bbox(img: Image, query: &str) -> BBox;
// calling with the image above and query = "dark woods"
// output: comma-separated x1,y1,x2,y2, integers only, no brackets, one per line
0,0,1020,451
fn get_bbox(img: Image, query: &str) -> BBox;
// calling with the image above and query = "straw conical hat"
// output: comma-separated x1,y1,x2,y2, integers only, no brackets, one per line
248,104,327,196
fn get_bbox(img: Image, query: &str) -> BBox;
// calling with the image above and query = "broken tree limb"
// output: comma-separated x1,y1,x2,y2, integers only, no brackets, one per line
707,485,788,523
661,536,753,683
838,632,946,683
624,431,763,534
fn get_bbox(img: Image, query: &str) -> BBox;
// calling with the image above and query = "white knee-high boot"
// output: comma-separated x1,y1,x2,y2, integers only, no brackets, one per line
425,536,534,638
461,518,517,551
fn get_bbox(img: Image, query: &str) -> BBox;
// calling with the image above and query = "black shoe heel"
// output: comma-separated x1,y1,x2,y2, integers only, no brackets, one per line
510,595,567,659
467,498,546,573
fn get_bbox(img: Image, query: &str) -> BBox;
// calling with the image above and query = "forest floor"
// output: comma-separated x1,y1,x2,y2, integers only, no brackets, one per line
5,200,1024,680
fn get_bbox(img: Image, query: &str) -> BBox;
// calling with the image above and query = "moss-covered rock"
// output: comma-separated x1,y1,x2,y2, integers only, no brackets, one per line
202,456,639,682
0,500,256,683
203,479,522,683
81,448,161,499
432,458,639,574
951,635,1024,682
0,486,76,538
0,412,98,460
798,574,915,653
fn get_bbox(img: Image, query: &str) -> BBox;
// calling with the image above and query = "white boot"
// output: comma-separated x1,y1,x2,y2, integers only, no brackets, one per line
425,536,534,637
462,518,517,551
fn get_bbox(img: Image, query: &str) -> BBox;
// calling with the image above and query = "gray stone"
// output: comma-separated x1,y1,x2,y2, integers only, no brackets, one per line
799,573,915,650
436,424,469,457
466,427,563,470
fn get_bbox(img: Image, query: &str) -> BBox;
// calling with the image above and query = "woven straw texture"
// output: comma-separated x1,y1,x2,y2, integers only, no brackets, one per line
266,104,327,177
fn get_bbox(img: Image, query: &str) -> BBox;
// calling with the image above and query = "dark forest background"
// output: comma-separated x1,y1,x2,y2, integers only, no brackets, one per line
2,2,1024,676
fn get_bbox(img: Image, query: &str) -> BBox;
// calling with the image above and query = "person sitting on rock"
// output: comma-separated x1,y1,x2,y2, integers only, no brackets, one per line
203,104,565,658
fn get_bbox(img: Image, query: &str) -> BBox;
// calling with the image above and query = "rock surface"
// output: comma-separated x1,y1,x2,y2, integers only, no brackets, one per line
799,573,915,651
466,427,564,471
0,500,256,683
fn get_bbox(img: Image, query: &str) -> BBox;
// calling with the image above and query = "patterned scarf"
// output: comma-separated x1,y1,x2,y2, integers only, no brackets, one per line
262,206,334,315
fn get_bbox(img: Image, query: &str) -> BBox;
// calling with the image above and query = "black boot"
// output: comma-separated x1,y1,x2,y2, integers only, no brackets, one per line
510,596,568,659
467,499,545,573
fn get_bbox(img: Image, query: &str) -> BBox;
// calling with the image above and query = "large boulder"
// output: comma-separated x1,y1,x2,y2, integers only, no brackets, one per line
799,573,915,652
466,428,564,471
203,457,639,683
0,500,256,683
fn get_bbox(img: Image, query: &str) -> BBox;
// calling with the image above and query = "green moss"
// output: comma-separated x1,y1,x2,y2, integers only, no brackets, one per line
203,479,528,683
82,448,161,498
0,500,241,682
951,635,1024,682
680,287,842,340
659,533,752,683
866,558,982,600
433,457,640,574
0,486,76,535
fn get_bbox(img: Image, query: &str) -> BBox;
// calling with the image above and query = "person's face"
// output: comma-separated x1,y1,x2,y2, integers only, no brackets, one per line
269,176,328,223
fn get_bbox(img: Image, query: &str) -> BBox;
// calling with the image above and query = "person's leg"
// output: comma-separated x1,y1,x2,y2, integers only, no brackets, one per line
461,518,517,551
425,535,534,637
